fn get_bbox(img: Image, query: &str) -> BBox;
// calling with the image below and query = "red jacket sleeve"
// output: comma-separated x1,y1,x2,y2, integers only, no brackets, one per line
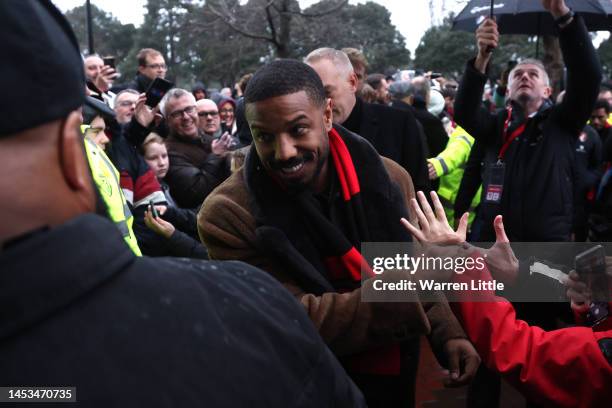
451,252,612,408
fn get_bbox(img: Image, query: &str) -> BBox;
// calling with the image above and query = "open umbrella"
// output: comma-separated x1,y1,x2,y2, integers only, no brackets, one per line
452,0,612,36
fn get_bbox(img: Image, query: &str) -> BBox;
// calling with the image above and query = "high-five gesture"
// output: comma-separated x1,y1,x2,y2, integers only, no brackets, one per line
401,191,468,245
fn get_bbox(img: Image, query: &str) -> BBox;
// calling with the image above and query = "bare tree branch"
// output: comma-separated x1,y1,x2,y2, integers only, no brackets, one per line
264,2,278,46
289,0,348,18
206,1,274,42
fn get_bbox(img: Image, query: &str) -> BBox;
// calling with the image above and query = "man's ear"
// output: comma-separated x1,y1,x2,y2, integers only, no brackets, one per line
323,98,333,131
59,110,91,192
137,64,145,75
543,85,552,99
348,72,358,94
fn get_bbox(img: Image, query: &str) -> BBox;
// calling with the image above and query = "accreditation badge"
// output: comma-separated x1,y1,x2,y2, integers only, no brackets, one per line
484,161,505,204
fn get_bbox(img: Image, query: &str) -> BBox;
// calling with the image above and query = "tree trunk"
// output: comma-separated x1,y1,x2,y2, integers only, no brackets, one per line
276,0,292,58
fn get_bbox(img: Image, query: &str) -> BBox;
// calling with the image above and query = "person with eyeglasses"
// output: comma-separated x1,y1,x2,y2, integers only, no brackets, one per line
113,89,139,125
195,99,222,137
217,97,237,135
196,98,235,148
156,89,232,209
112,48,167,94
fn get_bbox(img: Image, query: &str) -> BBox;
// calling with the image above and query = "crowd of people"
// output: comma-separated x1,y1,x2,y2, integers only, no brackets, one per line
2,0,612,406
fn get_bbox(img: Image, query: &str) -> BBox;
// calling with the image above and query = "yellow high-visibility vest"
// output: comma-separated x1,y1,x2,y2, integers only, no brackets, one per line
428,126,481,227
83,135,142,256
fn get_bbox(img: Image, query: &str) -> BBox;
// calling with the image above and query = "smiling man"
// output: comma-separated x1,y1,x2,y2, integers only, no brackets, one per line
198,59,479,408
159,89,231,208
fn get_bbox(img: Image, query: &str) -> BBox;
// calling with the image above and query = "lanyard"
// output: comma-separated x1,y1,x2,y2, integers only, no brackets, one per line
498,106,526,161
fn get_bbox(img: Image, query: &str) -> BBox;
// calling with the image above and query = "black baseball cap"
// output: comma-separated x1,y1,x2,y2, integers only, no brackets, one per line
83,96,116,125
0,0,85,136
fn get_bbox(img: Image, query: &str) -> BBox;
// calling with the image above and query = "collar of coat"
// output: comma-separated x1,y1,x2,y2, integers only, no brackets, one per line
242,124,411,294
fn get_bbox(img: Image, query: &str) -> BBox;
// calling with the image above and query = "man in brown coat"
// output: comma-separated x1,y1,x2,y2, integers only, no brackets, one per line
198,59,479,407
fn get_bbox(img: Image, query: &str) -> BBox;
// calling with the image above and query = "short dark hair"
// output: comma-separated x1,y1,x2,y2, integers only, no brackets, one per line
245,59,326,108
237,73,253,95
594,98,611,114
366,73,386,90
137,48,163,67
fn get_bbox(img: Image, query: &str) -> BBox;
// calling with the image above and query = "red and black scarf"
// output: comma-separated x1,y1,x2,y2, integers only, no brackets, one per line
296,128,375,285
244,125,413,375
245,125,411,293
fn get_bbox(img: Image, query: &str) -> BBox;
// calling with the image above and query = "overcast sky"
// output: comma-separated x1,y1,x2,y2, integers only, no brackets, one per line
51,0,469,54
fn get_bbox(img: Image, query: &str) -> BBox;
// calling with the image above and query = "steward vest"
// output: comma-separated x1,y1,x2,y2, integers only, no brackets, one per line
428,126,481,226
83,136,142,256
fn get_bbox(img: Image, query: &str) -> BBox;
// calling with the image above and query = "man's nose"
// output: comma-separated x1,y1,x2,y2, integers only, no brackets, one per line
275,134,297,161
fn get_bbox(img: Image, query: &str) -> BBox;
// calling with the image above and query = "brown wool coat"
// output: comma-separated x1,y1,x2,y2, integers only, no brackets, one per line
198,156,466,357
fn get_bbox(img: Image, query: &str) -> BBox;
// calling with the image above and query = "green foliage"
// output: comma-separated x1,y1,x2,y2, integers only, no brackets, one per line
414,14,538,79
294,1,410,72
64,4,136,61
598,37,612,78
64,0,409,88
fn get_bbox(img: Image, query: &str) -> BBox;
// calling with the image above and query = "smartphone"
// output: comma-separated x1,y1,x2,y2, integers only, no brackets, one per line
103,56,115,69
575,245,608,302
149,200,159,218
220,122,229,134
145,77,174,108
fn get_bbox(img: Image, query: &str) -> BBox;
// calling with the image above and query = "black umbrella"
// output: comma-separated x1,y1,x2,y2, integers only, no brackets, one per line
452,0,612,36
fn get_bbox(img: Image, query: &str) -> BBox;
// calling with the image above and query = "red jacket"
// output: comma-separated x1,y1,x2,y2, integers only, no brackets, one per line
451,252,612,408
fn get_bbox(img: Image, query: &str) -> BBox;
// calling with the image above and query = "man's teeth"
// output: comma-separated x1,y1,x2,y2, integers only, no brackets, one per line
280,162,303,173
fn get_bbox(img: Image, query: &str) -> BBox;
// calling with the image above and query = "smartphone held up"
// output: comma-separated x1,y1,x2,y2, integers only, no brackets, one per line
145,77,174,108
575,245,609,302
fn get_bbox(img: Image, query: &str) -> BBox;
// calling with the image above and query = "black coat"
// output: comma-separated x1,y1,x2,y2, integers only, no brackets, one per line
343,98,430,193
111,72,153,94
412,105,449,158
454,16,601,242
0,214,365,407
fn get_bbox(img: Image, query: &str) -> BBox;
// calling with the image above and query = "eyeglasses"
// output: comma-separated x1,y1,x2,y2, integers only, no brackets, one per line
168,105,197,119
146,63,167,70
219,108,234,114
198,110,219,118
117,100,136,108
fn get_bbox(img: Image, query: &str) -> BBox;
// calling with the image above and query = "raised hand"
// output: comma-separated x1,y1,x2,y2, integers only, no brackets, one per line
134,93,156,127
541,0,570,18
474,18,498,73
212,132,233,155
94,65,117,93
481,215,519,286
401,190,468,245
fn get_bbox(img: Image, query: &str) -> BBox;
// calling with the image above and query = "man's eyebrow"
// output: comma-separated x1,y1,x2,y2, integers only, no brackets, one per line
286,114,310,126
250,114,309,130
